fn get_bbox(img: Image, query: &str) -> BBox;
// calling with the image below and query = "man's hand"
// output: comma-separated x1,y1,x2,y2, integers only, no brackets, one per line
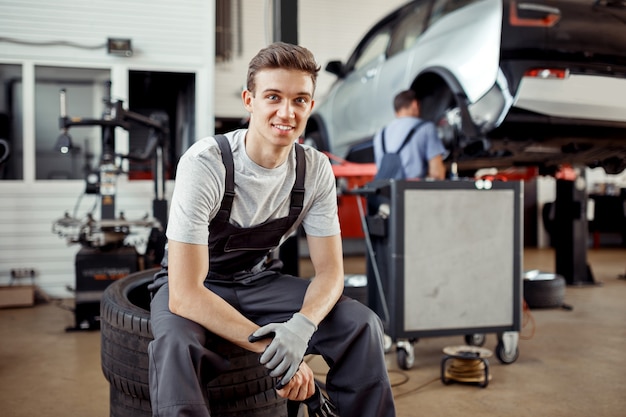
276,361,315,401
249,313,317,388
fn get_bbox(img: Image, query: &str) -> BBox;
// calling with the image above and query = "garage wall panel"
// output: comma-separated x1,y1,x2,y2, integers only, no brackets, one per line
0,181,171,298
0,0,212,66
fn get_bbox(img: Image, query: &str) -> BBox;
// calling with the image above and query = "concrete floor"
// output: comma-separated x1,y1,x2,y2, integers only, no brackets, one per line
1,247,625,417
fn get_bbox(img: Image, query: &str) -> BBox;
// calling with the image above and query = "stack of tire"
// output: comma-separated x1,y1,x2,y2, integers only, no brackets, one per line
523,270,566,309
100,269,289,417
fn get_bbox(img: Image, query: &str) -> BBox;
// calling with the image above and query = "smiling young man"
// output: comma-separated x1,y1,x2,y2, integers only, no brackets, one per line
147,42,395,417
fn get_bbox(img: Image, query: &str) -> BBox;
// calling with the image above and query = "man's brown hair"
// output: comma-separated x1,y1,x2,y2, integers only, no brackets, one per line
393,89,418,112
246,42,320,95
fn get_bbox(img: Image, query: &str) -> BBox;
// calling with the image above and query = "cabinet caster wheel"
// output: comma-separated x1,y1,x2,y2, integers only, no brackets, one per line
396,339,415,370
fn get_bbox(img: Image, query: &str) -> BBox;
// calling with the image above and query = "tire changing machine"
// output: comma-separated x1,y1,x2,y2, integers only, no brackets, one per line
52,82,169,330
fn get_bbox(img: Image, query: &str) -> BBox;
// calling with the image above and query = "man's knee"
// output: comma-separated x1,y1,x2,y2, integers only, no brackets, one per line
330,298,384,339
150,312,209,363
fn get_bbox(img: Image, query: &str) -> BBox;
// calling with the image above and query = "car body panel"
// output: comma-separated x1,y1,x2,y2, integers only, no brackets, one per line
514,74,626,123
416,0,502,103
324,54,386,147
501,0,626,125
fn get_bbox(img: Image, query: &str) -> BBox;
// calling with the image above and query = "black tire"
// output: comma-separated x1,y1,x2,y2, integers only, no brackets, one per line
101,269,154,400
396,345,415,370
397,348,409,370
419,84,459,148
205,341,276,402
110,386,151,417
464,333,486,347
208,390,290,417
495,341,520,364
100,269,288,416
303,131,323,151
523,274,566,309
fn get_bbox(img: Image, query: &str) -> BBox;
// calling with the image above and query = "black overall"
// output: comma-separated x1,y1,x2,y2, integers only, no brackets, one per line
148,136,396,417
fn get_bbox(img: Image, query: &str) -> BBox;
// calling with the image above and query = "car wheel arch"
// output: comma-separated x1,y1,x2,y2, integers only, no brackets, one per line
411,67,466,102
411,68,474,130
410,68,481,149
304,115,330,152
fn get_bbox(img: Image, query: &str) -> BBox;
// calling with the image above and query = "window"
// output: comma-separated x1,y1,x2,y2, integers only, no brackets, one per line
1,65,196,182
34,66,110,180
0,64,23,180
216,0,242,62
353,28,392,71
128,71,195,181
430,0,480,27
388,2,431,57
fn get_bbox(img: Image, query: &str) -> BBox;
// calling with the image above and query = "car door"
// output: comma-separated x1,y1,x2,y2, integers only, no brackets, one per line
373,0,433,131
326,23,392,152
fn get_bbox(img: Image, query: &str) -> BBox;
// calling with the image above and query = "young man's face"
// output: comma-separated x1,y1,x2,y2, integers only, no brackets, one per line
242,68,315,148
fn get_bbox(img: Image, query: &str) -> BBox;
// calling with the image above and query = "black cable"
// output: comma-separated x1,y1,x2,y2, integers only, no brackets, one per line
387,369,411,388
392,376,440,399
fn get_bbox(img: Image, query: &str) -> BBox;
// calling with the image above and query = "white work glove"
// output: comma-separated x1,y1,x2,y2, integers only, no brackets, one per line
249,313,317,388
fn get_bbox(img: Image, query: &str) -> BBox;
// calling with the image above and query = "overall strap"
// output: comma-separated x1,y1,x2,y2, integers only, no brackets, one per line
289,143,306,217
381,120,425,155
214,135,306,220
214,135,235,223
381,128,388,154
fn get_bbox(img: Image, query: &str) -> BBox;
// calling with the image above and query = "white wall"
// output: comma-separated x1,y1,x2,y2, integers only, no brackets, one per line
0,180,160,296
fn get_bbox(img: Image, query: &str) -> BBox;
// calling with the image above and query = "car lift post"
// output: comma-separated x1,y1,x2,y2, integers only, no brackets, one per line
553,171,596,286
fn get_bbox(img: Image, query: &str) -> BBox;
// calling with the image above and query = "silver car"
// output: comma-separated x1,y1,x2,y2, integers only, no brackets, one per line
306,0,626,175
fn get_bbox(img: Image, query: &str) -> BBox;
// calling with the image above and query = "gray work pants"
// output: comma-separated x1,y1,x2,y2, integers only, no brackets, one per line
148,273,396,417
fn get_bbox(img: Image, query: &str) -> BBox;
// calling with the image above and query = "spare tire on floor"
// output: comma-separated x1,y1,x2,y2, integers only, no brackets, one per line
523,271,566,309
100,268,289,417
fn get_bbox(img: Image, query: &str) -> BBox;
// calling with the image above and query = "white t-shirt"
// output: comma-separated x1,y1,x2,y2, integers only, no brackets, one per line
166,129,341,247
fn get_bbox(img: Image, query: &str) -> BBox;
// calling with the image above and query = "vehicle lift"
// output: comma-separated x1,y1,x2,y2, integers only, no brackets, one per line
52,81,169,330
553,173,596,286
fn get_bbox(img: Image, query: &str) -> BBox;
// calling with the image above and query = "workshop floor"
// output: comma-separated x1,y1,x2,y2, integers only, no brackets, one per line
1,247,625,417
